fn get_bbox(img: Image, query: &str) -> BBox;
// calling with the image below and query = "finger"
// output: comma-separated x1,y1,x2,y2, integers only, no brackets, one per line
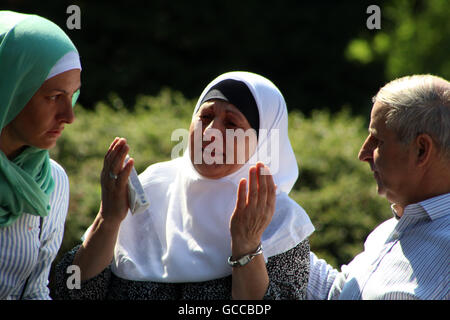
230,178,247,229
104,137,120,161
103,138,124,174
265,167,276,210
109,137,120,151
256,163,268,208
109,139,129,174
117,157,134,188
235,178,247,211
101,138,120,181
247,166,258,207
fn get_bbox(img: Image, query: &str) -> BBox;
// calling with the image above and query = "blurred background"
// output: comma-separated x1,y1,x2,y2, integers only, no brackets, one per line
2,0,449,294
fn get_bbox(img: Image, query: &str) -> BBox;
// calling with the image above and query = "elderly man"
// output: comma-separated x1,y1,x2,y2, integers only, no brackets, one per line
307,74,449,300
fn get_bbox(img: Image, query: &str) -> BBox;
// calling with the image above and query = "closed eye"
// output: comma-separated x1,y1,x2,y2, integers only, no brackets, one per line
199,114,213,121
370,135,383,147
226,120,237,127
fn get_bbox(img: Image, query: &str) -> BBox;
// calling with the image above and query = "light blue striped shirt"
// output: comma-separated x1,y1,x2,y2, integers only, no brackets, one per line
307,193,450,300
0,159,69,300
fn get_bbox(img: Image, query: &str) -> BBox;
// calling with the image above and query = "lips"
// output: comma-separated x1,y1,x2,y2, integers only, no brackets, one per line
202,147,224,158
47,128,63,136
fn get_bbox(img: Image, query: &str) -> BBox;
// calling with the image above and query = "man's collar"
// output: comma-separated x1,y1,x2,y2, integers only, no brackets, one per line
419,193,450,220
391,193,450,221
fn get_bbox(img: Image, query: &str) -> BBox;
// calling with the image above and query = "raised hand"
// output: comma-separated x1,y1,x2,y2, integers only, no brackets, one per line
229,162,276,259
99,137,134,226
73,137,135,281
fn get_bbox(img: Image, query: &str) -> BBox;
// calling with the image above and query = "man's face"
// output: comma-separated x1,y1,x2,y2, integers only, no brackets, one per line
358,101,417,206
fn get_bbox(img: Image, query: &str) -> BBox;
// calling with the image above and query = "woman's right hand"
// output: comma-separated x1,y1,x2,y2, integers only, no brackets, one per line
99,137,134,227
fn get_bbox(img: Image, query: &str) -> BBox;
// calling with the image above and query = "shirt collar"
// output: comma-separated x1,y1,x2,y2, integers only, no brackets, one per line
419,193,450,220
391,193,450,221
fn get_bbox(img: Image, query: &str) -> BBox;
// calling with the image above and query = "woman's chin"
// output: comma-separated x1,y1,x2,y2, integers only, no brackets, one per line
31,138,58,150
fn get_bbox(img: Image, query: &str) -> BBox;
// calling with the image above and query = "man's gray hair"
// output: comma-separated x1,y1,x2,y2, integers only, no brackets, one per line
373,74,450,159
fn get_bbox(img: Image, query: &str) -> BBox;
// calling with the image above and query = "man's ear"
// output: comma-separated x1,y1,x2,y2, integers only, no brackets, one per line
415,133,434,166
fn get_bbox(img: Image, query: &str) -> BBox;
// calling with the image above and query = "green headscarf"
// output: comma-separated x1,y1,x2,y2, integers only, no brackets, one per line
0,11,79,227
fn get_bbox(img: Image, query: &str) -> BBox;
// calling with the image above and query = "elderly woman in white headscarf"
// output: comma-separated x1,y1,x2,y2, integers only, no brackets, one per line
54,71,314,300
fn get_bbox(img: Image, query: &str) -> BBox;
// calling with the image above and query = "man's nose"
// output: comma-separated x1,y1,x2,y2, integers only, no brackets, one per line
358,136,372,162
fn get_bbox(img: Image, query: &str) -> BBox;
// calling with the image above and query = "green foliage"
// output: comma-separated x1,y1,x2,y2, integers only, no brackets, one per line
345,0,450,80
51,90,391,269
382,0,450,79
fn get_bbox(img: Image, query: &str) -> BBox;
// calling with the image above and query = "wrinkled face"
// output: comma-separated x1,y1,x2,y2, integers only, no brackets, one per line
358,101,417,205
189,99,257,179
1,69,81,158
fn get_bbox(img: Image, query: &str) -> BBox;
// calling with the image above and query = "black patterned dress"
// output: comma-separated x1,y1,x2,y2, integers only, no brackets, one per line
52,239,310,300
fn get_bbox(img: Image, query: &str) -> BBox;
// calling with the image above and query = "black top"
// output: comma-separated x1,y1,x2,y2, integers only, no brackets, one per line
52,239,310,300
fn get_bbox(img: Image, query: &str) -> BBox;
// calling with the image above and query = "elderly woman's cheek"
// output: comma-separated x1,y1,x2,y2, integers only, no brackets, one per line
189,120,204,164
246,134,257,160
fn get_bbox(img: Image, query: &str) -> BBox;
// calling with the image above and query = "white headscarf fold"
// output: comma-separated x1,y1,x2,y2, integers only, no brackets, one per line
46,51,81,80
111,71,315,282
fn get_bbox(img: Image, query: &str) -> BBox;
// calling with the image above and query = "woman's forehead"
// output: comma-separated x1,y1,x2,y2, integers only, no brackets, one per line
40,69,81,92
199,100,245,117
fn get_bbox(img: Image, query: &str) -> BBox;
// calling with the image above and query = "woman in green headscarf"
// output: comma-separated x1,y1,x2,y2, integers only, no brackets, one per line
0,11,81,299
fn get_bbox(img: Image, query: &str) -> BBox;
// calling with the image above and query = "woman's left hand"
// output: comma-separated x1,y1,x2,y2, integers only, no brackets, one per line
229,162,276,258
99,137,134,227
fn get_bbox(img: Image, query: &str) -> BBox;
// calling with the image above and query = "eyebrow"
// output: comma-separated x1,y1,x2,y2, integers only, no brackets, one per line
368,128,380,138
49,85,81,94
225,109,246,121
199,104,246,120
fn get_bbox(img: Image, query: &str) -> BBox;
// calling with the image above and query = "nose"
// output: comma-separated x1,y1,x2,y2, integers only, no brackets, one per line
206,117,224,131
57,96,75,124
203,118,226,147
204,117,226,136
358,135,372,162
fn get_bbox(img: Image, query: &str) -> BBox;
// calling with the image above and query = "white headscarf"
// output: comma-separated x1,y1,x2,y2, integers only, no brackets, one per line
46,51,81,80
111,71,314,282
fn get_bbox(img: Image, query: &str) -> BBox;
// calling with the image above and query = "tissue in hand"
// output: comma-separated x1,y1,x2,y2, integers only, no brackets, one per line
124,155,150,215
